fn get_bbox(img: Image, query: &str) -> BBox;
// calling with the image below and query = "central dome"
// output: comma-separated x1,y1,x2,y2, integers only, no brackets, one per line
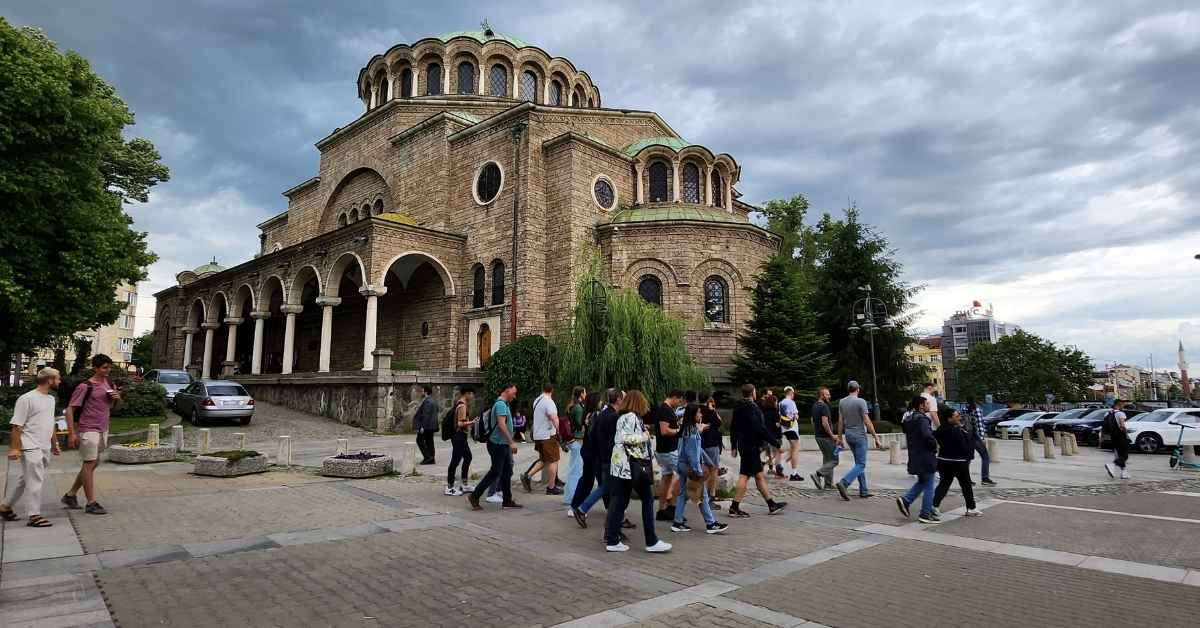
435,28,530,48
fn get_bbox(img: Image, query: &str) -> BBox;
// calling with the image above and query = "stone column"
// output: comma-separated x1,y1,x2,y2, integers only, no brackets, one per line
279,304,303,375
512,70,520,100
200,322,219,380
634,162,644,204
724,176,733,212
671,160,681,202
315,296,341,372
181,327,196,369
223,317,242,364
360,285,387,370
704,165,714,206
249,311,270,374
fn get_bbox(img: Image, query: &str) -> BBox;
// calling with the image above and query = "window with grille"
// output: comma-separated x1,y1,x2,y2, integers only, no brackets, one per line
475,162,502,204
400,69,413,97
376,73,389,103
426,64,442,95
682,163,700,203
593,177,615,210
457,62,475,94
489,64,508,96
549,80,562,106
472,265,485,309
520,71,537,102
491,261,505,305
704,276,728,323
638,275,662,307
648,162,669,202
711,172,724,207
373,199,383,215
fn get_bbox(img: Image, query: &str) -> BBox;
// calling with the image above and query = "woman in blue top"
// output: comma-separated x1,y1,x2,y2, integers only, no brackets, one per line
671,404,728,534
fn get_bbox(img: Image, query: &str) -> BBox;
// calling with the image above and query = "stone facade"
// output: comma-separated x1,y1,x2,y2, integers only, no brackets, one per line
152,28,777,425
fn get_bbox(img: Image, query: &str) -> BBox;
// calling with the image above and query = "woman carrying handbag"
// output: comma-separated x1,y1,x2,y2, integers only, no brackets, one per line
604,390,672,553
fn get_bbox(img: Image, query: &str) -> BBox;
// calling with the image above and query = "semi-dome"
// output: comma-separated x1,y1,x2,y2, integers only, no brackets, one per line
193,257,225,276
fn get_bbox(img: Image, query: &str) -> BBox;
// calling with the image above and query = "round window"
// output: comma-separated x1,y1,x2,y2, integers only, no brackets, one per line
593,177,616,210
475,162,503,205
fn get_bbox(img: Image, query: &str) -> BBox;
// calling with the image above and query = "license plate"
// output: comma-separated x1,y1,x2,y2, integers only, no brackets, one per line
222,400,241,407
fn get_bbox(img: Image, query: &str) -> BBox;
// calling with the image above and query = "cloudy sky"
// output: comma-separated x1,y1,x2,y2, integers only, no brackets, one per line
5,0,1198,371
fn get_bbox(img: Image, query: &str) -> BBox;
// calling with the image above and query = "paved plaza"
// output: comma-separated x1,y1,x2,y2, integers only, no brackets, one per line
4,403,1200,627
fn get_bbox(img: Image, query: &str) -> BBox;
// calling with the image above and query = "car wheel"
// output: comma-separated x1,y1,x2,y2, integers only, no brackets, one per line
191,408,204,427
239,416,251,426
1135,433,1161,454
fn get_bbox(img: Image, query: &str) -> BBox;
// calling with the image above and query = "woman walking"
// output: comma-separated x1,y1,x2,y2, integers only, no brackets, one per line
561,386,587,506
896,396,939,524
699,392,724,510
443,387,476,496
604,390,672,553
761,393,785,478
932,408,981,517
671,403,728,534
567,391,603,514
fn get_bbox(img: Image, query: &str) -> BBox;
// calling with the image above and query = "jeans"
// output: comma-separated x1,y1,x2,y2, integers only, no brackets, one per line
973,439,990,481
472,442,513,503
672,468,715,526
901,471,936,517
815,436,839,484
416,429,435,462
933,460,976,510
561,441,583,504
838,432,869,495
605,474,659,547
579,464,611,514
446,431,472,487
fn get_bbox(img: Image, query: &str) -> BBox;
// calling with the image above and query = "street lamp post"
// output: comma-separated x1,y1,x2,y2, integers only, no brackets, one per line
847,285,895,417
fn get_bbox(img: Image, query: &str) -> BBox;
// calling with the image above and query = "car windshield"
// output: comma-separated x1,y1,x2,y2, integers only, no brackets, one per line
1132,410,1172,423
208,385,248,397
158,373,189,384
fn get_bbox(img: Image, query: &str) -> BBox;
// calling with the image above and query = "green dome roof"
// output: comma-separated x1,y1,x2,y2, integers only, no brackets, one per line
607,204,747,226
437,28,529,48
624,136,691,157
193,257,226,275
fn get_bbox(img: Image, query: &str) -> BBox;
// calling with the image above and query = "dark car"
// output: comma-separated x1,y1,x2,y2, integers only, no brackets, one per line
1034,407,1089,436
1059,408,1143,446
983,408,1036,437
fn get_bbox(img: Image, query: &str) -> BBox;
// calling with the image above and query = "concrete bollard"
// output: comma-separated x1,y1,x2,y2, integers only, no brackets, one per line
1034,430,1044,444
986,438,999,462
888,441,901,465
1023,438,1035,462
1043,436,1055,459
1070,433,1080,455
232,432,246,451
147,424,159,447
198,428,210,454
171,425,184,451
336,438,349,455
277,435,292,467
1052,431,1062,447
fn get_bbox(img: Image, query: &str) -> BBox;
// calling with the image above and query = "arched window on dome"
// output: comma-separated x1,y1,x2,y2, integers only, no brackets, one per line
704,276,729,324
349,208,358,222
648,161,670,203
376,72,389,104
491,260,505,306
373,199,383,215
573,87,586,108
682,163,701,203
488,64,508,97
520,71,538,102
588,97,595,108
361,204,370,220
548,80,562,106
457,61,476,94
400,68,413,98
426,63,442,95
471,264,486,309
638,275,662,307
338,214,347,228
711,171,724,208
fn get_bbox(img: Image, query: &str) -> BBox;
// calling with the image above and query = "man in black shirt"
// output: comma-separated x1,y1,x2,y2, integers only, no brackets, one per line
653,390,684,521
728,384,786,517
809,386,838,490
572,389,622,529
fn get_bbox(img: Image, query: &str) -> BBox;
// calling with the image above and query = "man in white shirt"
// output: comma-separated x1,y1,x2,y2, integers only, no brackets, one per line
521,385,562,495
778,387,803,481
922,383,940,428
1104,398,1131,480
1,368,62,528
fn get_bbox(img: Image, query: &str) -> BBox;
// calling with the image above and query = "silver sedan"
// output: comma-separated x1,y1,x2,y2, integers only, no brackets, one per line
173,380,255,426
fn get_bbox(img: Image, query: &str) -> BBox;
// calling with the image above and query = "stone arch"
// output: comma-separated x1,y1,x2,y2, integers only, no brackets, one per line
259,275,287,312
207,291,229,324
483,54,514,97
449,50,481,94
691,257,744,287
232,284,256,316
289,265,323,305
321,168,390,232
325,252,367,297
186,298,206,329
376,251,456,296
377,252,456,370
625,257,682,287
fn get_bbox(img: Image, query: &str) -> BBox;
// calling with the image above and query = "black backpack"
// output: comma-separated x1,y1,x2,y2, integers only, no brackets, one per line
440,402,462,441
1102,411,1119,434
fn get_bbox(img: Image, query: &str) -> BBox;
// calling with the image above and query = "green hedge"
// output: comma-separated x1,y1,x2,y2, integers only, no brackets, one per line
59,371,165,418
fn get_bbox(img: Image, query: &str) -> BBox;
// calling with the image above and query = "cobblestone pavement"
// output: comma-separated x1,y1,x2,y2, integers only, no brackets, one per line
630,602,776,628
174,400,372,449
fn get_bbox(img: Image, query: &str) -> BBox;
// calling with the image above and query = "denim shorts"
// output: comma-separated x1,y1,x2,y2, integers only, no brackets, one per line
655,452,678,473
702,446,720,468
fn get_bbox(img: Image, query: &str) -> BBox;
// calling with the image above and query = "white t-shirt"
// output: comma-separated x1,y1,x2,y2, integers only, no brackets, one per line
779,398,799,432
11,389,57,452
532,394,559,441
922,392,937,415
1114,410,1127,430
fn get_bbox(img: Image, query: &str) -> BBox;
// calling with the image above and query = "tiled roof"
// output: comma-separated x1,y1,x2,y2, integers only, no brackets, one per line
623,136,690,157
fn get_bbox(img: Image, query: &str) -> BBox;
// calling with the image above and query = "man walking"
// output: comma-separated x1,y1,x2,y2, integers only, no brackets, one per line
468,384,522,510
809,386,838,490
654,390,684,521
922,382,940,428
779,387,802,481
727,384,786,517
413,384,438,465
833,381,884,501
573,389,626,532
1,368,61,528
63,355,121,515
522,385,562,495
965,401,995,486
1104,398,1131,480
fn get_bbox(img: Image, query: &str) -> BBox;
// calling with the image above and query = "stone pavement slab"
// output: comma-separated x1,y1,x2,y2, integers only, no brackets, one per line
1012,490,1200,518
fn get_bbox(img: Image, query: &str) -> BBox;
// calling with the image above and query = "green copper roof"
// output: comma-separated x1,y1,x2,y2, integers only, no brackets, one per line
437,29,530,48
607,204,747,226
624,136,690,157
449,110,481,123
193,257,226,275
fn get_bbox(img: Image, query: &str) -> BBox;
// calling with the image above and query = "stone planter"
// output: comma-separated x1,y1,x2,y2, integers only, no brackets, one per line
193,453,269,477
321,453,394,478
107,444,177,464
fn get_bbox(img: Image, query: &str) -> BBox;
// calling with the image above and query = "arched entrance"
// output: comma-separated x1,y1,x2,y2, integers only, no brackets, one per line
208,293,229,379
289,265,323,373
231,284,256,373
326,253,366,371
377,252,455,369
259,276,286,374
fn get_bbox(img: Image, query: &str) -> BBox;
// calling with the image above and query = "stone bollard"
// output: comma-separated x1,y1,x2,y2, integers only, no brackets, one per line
1052,431,1062,447
1070,433,1080,455
1060,433,1073,456
198,428,211,454
986,438,999,462
1023,438,1035,462
336,438,349,455
232,432,246,451
888,441,901,465
1043,436,1056,459
172,425,184,451
277,435,292,467
147,424,160,447
1034,430,1044,444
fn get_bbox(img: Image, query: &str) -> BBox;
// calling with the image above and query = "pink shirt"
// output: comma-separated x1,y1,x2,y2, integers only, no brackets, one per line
68,377,114,433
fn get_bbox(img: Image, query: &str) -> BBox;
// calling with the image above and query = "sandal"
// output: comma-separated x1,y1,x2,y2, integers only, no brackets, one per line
0,508,18,522
27,515,52,527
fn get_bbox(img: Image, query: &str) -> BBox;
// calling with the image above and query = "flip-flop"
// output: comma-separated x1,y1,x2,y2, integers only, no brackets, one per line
27,515,52,527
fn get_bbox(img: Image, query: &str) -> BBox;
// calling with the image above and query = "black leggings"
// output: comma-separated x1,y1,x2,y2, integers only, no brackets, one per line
447,431,472,486
1113,433,1129,469
933,460,976,510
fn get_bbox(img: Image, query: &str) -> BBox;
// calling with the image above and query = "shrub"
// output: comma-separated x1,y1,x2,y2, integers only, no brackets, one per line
112,381,166,418
0,383,35,407
205,450,263,465
483,335,553,412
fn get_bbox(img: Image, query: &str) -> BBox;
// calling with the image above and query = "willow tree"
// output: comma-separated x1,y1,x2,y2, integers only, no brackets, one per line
554,255,707,403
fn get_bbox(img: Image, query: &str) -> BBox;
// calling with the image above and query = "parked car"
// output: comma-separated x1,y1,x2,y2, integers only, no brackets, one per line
173,380,255,426
1121,408,1200,454
143,369,192,407
997,412,1050,439
1058,408,1141,445
983,408,1036,436
1034,407,1088,436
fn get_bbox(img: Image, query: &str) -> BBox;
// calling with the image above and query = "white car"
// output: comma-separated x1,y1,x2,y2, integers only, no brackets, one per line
996,412,1048,439
1124,408,1200,454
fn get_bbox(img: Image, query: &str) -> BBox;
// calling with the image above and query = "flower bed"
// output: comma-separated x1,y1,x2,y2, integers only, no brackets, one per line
107,442,177,464
193,450,269,477
321,451,393,478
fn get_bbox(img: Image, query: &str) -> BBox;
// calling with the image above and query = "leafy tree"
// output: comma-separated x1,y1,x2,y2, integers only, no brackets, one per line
956,330,1095,403
130,332,155,372
70,337,91,376
759,193,815,263
732,254,832,399
483,335,554,413
0,21,166,377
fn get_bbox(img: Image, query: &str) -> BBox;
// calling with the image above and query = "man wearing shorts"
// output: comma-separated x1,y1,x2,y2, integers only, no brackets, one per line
779,387,802,480
653,389,684,521
521,385,562,495
63,354,121,515
727,384,786,517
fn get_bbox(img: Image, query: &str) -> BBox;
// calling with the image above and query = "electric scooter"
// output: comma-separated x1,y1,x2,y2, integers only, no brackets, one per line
1168,421,1200,470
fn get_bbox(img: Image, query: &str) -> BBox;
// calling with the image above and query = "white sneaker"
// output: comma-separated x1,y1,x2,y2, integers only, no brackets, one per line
1120,470,1130,480
606,542,629,552
1104,463,1116,478
965,509,982,517
645,540,673,553
485,493,504,504
444,486,462,496
567,508,576,517
460,484,476,492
